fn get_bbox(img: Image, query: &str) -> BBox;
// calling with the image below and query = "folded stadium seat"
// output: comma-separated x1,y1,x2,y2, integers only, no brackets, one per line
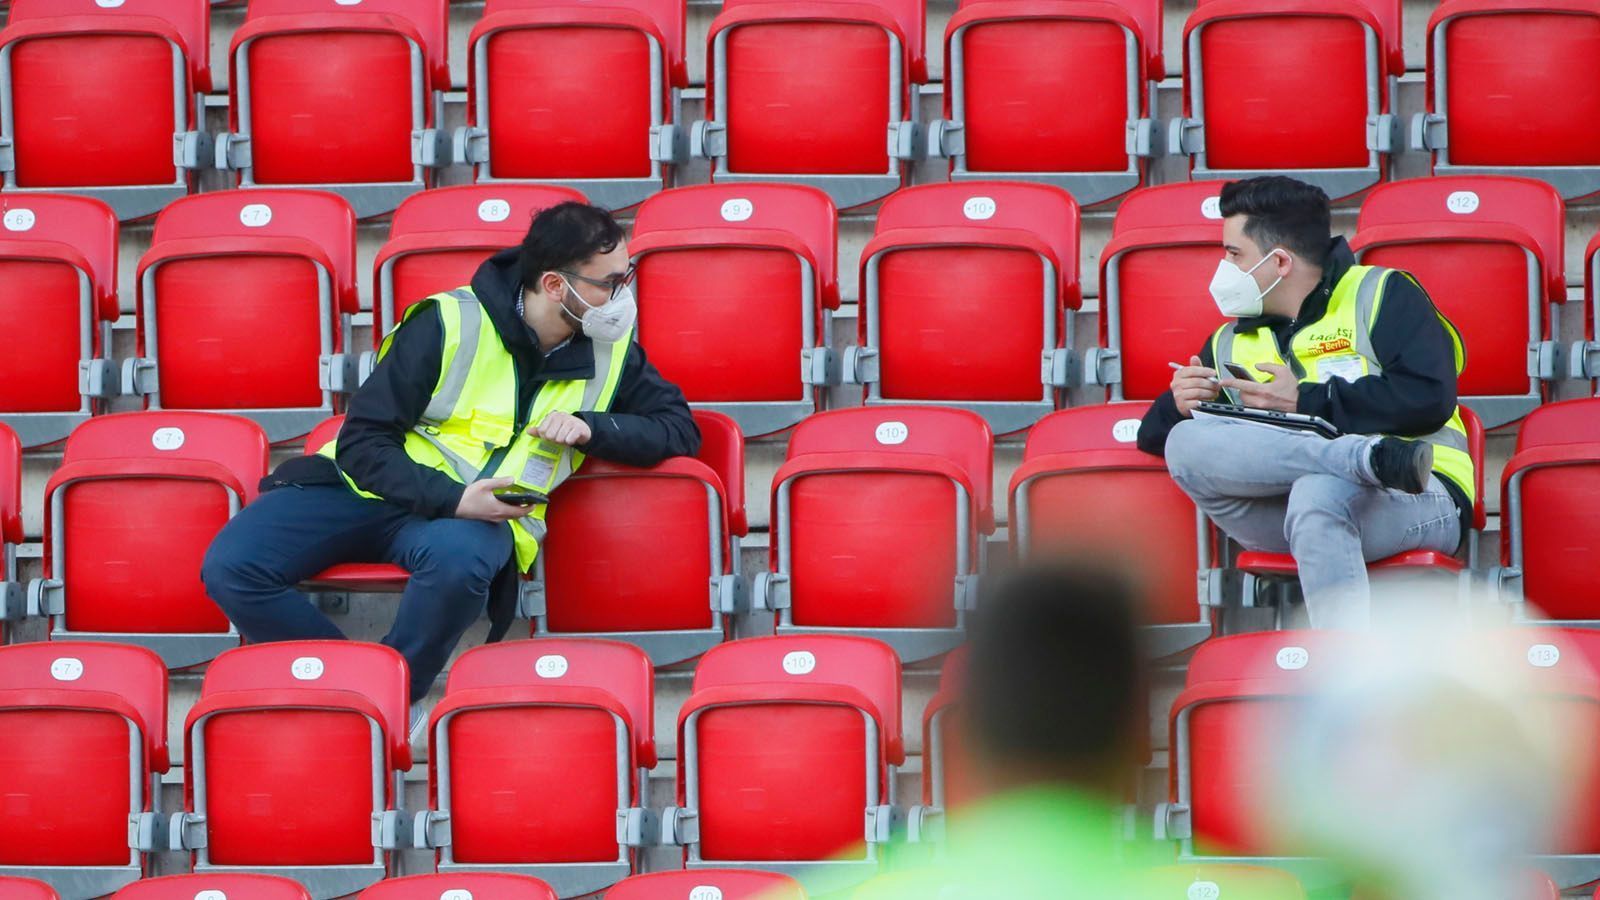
459,0,688,210
907,646,969,844
606,870,807,899
0,879,58,900
126,189,360,443
1008,403,1217,658
842,182,1082,436
219,0,451,217
932,0,1164,205
1572,230,1600,388
692,0,925,210
1352,176,1567,428
665,635,903,894
0,0,212,221
173,641,411,900
296,415,412,597
29,412,267,668
1084,182,1228,403
0,194,121,448
112,874,311,900
1413,0,1600,201
1496,397,1600,622
630,184,839,437
534,409,747,664
410,640,653,896
0,424,19,636
1138,864,1307,898
1169,0,1404,199
756,406,993,662
373,184,587,337
359,873,555,900
0,642,168,898
1232,406,1485,614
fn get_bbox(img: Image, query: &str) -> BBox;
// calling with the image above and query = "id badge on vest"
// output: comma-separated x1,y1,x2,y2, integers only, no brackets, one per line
1318,354,1365,384
519,438,566,494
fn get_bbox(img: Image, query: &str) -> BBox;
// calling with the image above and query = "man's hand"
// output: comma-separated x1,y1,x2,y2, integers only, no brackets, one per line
1223,362,1300,412
1172,355,1222,417
455,477,532,522
536,410,592,447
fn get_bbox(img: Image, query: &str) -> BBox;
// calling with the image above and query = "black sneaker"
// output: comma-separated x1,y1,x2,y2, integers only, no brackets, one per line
1369,437,1433,494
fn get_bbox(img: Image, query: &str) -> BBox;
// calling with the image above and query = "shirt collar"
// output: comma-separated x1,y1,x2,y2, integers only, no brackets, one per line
516,285,574,358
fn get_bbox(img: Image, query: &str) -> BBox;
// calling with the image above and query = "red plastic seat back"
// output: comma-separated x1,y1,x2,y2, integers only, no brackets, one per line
1505,399,1600,618
2,0,208,189
690,635,902,861
0,878,59,900
360,874,556,900
143,190,356,412
114,874,311,900
1101,183,1228,401
780,407,993,629
606,870,806,899
1355,176,1566,399
1138,864,1306,897
1431,2,1600,168
304,416,342,456
380,184,585,327
866,183,1080,404
1516,397,1600,450
49,412,267,635
632,185,837,406
485,0,686,86
0,194,118,415
234,0,448,186
0,642,167,867
923,646,977,811
0,423,19,547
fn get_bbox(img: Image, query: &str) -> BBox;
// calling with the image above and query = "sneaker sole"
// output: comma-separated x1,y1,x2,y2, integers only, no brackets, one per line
1405,441,1434,494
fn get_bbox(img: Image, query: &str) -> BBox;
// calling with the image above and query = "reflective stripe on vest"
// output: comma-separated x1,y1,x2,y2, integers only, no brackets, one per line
319,287,632,571
1209,265,1475,503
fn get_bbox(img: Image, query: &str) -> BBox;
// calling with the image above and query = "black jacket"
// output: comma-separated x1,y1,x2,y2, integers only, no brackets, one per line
268,246,700,637
1137,237,1471,533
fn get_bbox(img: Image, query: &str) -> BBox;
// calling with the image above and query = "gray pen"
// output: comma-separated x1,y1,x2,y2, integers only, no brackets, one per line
1169,361,1220,384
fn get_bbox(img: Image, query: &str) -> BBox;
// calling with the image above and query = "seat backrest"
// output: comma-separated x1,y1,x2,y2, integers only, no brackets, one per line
1195,0,1402,76
304,415,342,457
484,0,687,87
1184,630,1349,689
1137,864,1306,897
152,189,359,315
786,406,994,527
201,640,409,762
358,873,556,900
1462,405,1486,530
605,870,806,900
8,0,212,88
721,0,925,81
693,635,902,751
0,423,18,547
61,411,270,503
445,639,653,761
0,878,59,900
1023,402,1152,457
1517,397,1600,451
389,184,586,242
243,0,449,88
692,409,746,535
0,640,168,765
113,874,311,900
955,0,1164,88
1113,180,1227,233
0,193,120,320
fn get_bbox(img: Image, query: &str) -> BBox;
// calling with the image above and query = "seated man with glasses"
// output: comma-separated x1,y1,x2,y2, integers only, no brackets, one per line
203,202,699,715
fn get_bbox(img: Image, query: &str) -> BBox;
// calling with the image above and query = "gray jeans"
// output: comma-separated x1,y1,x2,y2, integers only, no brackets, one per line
1164,414,1461,628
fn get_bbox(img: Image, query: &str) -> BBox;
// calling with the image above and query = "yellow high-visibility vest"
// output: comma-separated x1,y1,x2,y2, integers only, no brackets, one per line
320,287,631,571
1208,265,1474,504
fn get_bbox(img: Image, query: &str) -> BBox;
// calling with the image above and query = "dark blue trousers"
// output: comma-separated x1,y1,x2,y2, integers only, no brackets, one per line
201,485,513,702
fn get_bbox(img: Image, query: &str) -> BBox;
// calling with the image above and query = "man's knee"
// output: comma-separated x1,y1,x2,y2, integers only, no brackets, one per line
410,521,513,591
1164,418,1223,489
201,520,269,603
1284,474,1359,543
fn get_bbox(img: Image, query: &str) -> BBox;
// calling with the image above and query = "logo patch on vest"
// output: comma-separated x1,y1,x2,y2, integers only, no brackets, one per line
1306,337,1353,357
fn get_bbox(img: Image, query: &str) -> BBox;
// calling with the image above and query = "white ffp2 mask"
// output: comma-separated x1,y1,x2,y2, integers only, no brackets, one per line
1209,249,1285,318
561,278,637,343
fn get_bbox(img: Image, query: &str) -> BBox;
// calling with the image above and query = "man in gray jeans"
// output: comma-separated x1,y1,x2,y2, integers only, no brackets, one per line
1137,177,1474,628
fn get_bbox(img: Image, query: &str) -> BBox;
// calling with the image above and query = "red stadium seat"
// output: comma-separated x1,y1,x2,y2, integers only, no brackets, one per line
0,642,167,898
296,416,411,595
0,878,58,900
360,874,554,900
128,190,359,443
1498,398,1600,621
374,184,587,336
606,870,807,899
935,0,1163,205
909,646,970,843
1233,407,1486,607
175,641,410,897
696,0,925,209
460,0,687,209
113,874,311,900
669,635,902,892
0,194,120,448
1138,864,1307,897
1171,0,1404,199
221,0,451,217
1352,176,1567,428
631,184,839,437
1415,0,1600,200
844,182,1081,435
32,412,268,668
1009,403,1217,657
0,424,19,630
413,640,653,896
758,406,993,661
536,409,746,664
1089,182,1228,403
0,0,211,220
1573,230,1600,386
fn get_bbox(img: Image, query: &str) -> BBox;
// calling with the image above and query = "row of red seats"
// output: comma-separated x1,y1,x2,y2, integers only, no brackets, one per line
3,174,1594,450
0,635,898,897
3,0,1599,218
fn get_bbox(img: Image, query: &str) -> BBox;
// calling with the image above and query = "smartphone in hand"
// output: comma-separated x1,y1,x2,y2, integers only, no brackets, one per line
1221,362,1256,382
493,488,548,507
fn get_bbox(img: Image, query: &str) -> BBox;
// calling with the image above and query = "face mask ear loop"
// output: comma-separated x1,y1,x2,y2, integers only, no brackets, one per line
1250,249,1286,303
